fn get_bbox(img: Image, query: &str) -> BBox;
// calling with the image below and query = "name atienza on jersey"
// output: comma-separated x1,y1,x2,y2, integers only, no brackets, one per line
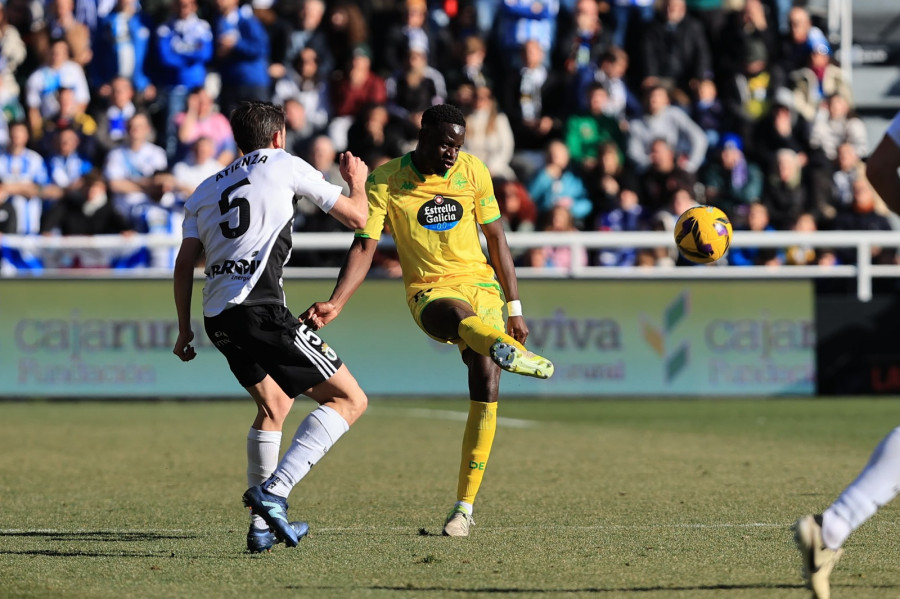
182,148,343,317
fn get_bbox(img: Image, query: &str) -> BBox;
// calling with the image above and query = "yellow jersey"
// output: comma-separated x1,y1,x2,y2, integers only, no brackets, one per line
358,151,501,295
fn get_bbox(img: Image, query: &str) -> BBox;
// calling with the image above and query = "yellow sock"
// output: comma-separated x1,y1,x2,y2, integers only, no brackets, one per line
458,316,525,357
457,401,498,504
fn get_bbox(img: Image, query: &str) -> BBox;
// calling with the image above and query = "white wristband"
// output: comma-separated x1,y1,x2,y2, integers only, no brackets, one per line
507,300,523,317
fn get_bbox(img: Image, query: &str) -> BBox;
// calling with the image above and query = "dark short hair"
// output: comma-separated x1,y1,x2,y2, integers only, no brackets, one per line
420,103,466,130
230,101,285,154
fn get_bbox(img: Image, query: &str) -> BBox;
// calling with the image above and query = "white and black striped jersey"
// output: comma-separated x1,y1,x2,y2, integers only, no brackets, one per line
183,148,342,317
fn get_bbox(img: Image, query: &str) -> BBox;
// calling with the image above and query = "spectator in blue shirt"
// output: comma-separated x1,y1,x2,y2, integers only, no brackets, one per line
728,202,784,266
495,0,560,71
214,0,270,118
153,0,213,161
528,139,594,227
43,126,94,200
92,0,154,103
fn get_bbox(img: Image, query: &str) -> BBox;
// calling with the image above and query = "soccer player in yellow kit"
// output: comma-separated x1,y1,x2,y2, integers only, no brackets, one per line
302,103,553,536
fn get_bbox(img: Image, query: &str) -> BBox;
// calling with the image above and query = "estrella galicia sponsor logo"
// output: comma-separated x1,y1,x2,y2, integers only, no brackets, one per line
417,195,462,231
640,291,690,382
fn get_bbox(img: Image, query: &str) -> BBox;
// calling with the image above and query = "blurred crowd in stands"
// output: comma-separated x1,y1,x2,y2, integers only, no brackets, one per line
0,0,894,272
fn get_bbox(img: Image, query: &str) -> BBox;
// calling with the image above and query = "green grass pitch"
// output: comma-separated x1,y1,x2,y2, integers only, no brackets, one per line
1,397,899,598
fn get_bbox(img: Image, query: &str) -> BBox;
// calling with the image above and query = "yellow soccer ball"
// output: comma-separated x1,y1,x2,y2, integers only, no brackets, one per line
674,205,733,264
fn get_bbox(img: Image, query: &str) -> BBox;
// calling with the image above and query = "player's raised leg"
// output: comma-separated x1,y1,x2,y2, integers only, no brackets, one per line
243,365,367,546
424,298,554,380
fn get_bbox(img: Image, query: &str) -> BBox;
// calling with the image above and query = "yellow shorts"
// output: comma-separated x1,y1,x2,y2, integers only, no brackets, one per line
407,282,505,352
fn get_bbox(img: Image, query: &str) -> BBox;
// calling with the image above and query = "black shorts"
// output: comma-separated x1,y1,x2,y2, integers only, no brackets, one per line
204,303,343,398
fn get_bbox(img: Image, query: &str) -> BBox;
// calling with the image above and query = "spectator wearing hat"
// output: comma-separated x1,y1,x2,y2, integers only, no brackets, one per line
699,133,763,227
213,0,270,118
790,38,851,123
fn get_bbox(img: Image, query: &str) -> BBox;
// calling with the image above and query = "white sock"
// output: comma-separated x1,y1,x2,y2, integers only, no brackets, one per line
247,428,281,529
454,501,473,515
264,405,350,498
822,426,900,550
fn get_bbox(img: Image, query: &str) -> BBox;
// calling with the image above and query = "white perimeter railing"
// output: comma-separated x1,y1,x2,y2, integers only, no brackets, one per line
4,230,900,302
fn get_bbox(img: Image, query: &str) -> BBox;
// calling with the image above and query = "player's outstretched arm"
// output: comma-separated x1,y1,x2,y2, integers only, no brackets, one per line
301,236,378,330
327,151,369,230
867,131,900,215
172,237,203,362
480,218,529,345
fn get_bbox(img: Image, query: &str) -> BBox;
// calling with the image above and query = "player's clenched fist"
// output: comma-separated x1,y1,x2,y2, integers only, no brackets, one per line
173,329,197,362
339,151,368,187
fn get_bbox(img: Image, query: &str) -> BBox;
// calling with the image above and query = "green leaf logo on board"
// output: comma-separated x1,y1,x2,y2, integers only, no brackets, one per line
641,291,690,382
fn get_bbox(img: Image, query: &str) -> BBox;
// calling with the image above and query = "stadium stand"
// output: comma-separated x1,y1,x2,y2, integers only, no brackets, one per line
0,0,895,276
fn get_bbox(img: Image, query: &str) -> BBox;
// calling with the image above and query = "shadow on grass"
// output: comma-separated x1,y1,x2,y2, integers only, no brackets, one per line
0,548,168,558
292,582,900,593
0,530,199,558
0,531,196,542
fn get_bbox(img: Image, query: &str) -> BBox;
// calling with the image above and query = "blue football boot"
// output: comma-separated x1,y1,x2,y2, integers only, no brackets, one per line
242,483,300,547
246,521,310,553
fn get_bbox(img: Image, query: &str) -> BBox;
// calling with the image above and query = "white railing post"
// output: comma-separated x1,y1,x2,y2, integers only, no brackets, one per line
857,240,872,302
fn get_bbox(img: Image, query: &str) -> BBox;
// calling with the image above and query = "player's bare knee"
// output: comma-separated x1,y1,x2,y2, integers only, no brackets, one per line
341,390,368,425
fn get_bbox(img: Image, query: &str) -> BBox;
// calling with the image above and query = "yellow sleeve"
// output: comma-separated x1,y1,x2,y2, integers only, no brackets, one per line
472,158,501,225
356,171,389,240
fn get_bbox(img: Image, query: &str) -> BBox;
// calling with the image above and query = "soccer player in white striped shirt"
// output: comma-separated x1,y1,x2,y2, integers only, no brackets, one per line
794,111,900,598
172,101,370,552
